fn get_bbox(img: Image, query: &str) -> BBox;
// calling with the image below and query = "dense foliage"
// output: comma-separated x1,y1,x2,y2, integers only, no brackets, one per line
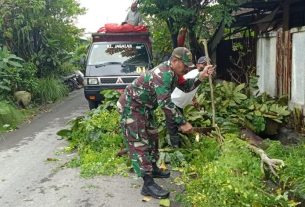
0,0,86,131
176,135,305,207
145,17,172,64
0,46,24,98
0,0,85,77
0,101,25,131
187,79,290,134
57,107,129,177
59,83,305,206
139,0,242,58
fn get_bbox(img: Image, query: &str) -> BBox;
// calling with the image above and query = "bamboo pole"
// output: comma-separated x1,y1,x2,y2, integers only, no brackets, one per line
203,39,216,126
202,39,224,144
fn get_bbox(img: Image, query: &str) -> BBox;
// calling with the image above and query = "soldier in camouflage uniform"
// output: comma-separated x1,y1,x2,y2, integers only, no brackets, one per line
168,56,210,148
117,47,214,199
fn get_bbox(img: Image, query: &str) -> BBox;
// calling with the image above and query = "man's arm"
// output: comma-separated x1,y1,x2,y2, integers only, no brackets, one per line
177,74,201,92
177,65,214,92
153,70,186,127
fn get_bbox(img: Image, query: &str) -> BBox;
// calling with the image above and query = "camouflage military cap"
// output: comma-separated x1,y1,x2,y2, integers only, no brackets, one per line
171,47,194,67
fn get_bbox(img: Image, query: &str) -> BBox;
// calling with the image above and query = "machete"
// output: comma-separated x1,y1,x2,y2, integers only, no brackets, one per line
191,126,215,134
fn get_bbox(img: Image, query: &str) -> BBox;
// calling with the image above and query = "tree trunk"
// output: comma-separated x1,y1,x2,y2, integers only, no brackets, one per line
166,18,178,48
188,27,204,61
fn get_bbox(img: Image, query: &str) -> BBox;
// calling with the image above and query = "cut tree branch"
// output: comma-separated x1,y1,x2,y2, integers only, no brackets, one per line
241,128,285,177
247,144,285,178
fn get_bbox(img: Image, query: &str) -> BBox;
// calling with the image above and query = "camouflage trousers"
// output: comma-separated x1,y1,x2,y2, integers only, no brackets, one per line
117,94,159,177
165,106,183,147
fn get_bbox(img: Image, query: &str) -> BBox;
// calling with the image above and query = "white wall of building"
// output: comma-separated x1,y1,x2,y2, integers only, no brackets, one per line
256,32,277,97
291,26,305,107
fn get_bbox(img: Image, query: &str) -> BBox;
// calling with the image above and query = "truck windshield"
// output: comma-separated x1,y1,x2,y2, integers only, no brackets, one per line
88,43,150,66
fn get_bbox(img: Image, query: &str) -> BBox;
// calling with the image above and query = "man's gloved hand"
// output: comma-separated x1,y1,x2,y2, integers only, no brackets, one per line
179,122,193,134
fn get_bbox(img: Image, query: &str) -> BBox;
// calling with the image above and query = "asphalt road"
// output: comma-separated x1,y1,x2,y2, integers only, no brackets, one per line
0,89,178,207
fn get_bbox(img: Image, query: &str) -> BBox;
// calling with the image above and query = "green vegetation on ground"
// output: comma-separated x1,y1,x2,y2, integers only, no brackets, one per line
177,135,305,207
59,88,305,206
0,101,24,132
34,78,68,104
57,106,129,178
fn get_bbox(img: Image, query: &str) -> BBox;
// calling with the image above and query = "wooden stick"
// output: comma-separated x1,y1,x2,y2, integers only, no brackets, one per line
202,39,224,144
203,39,216,126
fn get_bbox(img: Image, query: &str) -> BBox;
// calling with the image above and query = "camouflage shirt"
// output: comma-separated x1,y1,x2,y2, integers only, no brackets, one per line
123,61,201,126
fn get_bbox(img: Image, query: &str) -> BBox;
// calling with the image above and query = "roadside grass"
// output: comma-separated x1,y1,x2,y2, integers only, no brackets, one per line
0,100,55,133
33,77,68,104
0,101,25,132
0,77,69,133
171,134,305,207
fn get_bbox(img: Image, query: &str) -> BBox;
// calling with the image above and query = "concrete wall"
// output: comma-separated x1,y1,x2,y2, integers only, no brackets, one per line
256,27,305,109
256,32,277,97
291,26,305,107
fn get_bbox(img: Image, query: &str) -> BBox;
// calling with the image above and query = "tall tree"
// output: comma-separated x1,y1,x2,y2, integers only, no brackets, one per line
138,0,239,59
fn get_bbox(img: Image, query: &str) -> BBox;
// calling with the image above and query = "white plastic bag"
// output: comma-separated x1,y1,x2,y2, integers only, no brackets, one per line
171,69,199,109
171,87,198,108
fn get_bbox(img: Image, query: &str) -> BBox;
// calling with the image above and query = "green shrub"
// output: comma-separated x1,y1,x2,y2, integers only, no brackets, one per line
0,101,24,131
265,140,305,203
33,78,68,104
178,135,294,207
18,62,39,93
0,46,24,100
100,90,121,111
60,61,77,75
191,81,290,133
58,109,129,177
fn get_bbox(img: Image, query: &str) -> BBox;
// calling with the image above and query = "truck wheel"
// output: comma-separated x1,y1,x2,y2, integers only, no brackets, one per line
88,100,99,110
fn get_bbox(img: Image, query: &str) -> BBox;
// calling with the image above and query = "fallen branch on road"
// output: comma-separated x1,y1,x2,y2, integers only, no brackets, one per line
241,128,285,177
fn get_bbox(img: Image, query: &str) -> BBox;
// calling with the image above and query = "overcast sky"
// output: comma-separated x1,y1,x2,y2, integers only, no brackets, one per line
76,0,134,34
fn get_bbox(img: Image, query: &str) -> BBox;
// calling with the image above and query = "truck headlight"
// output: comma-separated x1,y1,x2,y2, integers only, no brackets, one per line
87,78,98,85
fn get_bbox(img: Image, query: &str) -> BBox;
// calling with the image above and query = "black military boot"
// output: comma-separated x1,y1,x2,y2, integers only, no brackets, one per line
141,175,170,199
152,163,170,178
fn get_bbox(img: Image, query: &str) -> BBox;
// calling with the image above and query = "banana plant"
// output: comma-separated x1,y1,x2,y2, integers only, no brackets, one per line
0,47,24,96
0,46,23,69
